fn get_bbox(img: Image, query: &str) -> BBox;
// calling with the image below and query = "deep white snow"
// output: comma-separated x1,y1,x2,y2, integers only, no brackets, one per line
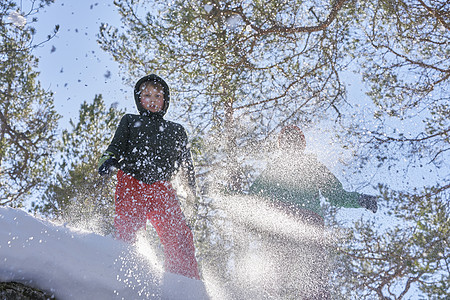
0,207,209,299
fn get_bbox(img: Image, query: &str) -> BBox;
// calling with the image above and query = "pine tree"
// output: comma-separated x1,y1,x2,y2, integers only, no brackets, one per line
35,95,123,235
329,1,449,298
0,0,60,207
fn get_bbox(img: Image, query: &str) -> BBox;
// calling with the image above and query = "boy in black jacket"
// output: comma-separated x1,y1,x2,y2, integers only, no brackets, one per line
98,74,200,280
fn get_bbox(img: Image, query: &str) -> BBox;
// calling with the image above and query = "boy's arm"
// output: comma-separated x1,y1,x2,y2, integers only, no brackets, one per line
318,164,362,208
105,115,130,159
319,164,378,212
98,115,129,174
179,129,197,196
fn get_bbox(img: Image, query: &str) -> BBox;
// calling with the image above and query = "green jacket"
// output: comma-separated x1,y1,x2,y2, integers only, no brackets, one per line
104,74,196,190
249,153,361,217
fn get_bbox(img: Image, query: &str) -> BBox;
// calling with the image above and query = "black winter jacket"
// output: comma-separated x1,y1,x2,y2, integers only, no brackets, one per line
105,74,196,191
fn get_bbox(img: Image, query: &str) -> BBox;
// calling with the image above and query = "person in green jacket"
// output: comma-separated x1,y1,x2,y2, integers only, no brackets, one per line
248,125,377,299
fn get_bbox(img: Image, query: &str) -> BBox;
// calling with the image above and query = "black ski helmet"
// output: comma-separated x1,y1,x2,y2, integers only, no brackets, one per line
278,125,306,152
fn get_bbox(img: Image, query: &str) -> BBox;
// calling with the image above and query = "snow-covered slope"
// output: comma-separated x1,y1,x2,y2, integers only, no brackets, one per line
0,207,209,299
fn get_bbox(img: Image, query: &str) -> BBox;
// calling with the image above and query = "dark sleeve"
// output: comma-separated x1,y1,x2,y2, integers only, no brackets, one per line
105,115,130,160
179,128,197,194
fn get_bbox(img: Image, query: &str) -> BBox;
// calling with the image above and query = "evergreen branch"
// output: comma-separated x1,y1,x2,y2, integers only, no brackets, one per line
232,0,348,35
417,0,450,30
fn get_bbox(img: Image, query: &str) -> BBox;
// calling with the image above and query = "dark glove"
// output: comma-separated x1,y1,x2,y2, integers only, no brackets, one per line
358,194,378,213
98,152,119,176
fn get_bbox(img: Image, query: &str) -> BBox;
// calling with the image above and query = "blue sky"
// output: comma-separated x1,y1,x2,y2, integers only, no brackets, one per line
32,1,135,128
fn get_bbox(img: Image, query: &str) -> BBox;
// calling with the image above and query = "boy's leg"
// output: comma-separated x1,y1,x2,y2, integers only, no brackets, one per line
114,170,147,243
146,181,200,280
277,209,331,299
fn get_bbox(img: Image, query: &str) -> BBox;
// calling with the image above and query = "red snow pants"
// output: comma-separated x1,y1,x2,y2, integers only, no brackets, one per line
114,170,200,280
